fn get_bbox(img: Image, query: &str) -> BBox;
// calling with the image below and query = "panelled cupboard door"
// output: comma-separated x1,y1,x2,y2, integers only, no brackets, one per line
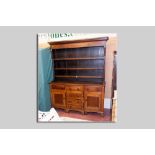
51,91,66,109
84,92,102,112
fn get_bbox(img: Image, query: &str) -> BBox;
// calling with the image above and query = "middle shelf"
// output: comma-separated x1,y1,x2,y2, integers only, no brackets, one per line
54,67,104,70
53,57,104,61
55,75,103,79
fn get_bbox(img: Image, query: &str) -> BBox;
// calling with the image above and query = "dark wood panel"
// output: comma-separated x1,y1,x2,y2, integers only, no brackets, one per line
53,57,104,60
54,68,104,70
53,46,105,83
55,69,104,76
53,47,104,59
54,77,104,84
54,59,104,68
55,75,103,78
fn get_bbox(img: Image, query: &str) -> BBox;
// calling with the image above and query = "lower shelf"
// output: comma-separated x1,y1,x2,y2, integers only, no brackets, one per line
55,75,103,78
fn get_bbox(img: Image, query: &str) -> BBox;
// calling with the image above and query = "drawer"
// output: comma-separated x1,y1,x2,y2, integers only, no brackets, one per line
66,92,83,98
75,99,83,105
67,99,83,105
51,84,65,90
67,100,73,105
85,86,102,92
68,103,83,110
66,85,83,91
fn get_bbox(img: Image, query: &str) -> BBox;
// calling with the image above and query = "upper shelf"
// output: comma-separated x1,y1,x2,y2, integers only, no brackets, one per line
53,57,104,61
54,68,104,70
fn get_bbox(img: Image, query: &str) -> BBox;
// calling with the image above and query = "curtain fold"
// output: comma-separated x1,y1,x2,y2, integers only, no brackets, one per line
38,48,53,111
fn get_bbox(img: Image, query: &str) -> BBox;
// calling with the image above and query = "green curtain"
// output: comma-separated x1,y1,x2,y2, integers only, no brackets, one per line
38,48,53,111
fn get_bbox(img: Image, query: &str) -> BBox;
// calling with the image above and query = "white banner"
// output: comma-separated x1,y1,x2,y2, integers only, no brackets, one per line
38,33,116,43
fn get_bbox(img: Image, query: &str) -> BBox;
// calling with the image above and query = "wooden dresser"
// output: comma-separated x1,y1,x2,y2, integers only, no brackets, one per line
49,37,109,115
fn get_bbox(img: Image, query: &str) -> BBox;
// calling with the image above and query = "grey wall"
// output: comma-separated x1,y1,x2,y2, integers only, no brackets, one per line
0,26,155,128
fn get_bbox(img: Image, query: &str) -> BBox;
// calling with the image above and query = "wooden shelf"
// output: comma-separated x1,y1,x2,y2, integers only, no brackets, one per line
54,68,104,70
53,57,104,61
55,75,103,79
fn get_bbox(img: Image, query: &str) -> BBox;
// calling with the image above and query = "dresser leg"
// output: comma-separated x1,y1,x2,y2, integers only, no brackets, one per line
84,111,87,115
81,111,85,115
99,112,104,116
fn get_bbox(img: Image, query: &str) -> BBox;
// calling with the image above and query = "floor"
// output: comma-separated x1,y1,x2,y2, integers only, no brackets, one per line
57,109,112,122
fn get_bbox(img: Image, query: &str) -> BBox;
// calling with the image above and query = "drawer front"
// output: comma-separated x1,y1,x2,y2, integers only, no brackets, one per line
51,84,65,90
67,91,83,98
75,99,83,105
85,86,102,92
67,100,73,105
67,99,83,105
66,85,83,91
68,104,83,110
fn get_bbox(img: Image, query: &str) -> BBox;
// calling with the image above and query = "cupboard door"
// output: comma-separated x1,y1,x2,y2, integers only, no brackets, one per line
84,92,102,111
51,91,66,109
